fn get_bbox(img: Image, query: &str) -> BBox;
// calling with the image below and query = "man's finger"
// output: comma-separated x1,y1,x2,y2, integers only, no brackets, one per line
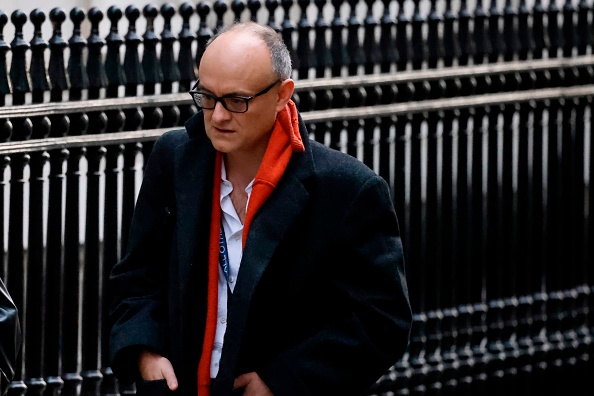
161,361,178,390
233,373,251,389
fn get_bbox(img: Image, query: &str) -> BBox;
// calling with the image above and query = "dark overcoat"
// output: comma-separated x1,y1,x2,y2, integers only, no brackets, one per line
109,111,412,396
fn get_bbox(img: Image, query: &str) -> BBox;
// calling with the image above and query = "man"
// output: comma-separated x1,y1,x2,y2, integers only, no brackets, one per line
0,277,21,396
110,21,411,396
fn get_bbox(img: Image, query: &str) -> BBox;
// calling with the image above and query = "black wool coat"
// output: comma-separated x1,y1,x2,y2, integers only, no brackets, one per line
109,111,412,396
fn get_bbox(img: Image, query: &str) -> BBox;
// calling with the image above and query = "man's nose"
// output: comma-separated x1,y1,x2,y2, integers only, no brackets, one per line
211,100,232,121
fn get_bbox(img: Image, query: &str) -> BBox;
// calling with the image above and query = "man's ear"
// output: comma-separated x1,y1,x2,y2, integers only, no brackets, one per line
275,79,295,112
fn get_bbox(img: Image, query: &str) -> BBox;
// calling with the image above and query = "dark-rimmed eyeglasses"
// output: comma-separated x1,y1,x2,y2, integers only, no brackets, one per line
189,80,281,113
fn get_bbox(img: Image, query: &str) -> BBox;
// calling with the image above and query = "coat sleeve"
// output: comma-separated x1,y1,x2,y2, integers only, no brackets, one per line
0,277,21,396
109,132,179,383
259,174,412,396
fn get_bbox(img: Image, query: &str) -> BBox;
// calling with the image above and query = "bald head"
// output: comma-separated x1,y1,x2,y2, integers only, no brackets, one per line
202,22,293,81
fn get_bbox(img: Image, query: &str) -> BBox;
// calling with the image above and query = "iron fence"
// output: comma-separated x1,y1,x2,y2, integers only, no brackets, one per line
0,0,592,395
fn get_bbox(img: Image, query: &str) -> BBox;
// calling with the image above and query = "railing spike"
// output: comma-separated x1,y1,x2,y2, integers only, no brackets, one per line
213,0,228,34
177,2,196,91
313,0,329,77
296,0,313,79
395,0,410,71
0,11,10,104
9,10,30,105
160,3,180,94
68,7,88,99
48,8,69,102
330,0,347,77
105,5,126,98
195,1,213,70
265,0,279,31
248,0,261,22
280,0,296,77
123,5,144,97
346,0,363,75
231,0,246,23
29,9,50,103
363,0,381,74
142,4,162,96
86,7,105,99
378,0,396,73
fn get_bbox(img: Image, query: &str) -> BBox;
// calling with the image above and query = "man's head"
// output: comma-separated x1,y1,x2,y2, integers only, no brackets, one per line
195,22,295,159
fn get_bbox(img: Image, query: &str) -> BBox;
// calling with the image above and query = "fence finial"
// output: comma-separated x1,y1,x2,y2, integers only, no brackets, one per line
231,0,246,23
105,5,126,98
68,7,88,99
49,8,69,102
9,9,30,105
296,0,313,79
196,2,213,70
160,3,180,94
213,0,228,33
280,0,296,77
124,5,145,96
0,11,10,104
142,4,163,95
178,2,196,91
87,7,106,99
30,8,50,103
248,0,261,22
265,0,279,31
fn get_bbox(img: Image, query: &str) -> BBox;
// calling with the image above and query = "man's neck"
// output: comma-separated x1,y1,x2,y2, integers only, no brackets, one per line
224,152,262,190
224,152,262,224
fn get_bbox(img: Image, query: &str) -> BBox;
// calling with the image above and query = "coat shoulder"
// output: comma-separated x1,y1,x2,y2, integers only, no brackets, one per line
156,128,191,149
308,139,380,183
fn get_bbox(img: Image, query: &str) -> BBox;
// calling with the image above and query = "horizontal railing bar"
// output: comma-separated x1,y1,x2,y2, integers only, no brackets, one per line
0,56,592,119
1,84,592,155
301,84,594,122
295,55,594,90
0,93,192,118
0,128,169,154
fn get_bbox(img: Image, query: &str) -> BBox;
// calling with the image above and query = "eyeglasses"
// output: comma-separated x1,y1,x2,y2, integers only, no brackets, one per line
189,80,281,113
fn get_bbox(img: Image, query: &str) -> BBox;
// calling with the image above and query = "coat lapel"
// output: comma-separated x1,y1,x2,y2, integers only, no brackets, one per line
234,168,311,300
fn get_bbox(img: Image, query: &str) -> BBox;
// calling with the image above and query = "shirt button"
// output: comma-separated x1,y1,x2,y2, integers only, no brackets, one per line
221,317,227,324
229,276,235,283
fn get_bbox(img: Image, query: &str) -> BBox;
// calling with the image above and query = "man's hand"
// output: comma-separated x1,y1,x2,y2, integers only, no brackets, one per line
137,350,178,391
233,372,273,396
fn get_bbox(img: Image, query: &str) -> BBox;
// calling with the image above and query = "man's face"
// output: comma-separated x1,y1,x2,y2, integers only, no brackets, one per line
198,31,282,159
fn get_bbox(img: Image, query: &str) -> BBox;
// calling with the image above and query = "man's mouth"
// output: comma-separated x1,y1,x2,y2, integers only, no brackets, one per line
214,126,234,133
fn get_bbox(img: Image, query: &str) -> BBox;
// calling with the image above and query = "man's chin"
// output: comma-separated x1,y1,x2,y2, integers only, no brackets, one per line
207,132,234,152
210,141,235,154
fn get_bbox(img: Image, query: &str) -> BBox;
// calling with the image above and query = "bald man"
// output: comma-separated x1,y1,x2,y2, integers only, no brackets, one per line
109,22,411,396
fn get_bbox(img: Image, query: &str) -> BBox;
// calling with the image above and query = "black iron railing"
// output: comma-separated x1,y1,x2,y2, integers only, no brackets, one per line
0,1,592,395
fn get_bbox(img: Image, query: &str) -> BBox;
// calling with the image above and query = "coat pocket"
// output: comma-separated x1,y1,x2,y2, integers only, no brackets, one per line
135,379,174,396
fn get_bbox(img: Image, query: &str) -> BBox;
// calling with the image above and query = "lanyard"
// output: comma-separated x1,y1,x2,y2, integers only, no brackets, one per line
219,220,231,287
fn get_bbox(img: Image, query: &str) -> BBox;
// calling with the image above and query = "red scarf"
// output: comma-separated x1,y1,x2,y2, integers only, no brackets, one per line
197,100,304,395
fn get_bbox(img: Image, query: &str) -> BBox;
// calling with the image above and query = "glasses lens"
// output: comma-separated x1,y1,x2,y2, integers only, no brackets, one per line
194,93,215,109
224,97,248,113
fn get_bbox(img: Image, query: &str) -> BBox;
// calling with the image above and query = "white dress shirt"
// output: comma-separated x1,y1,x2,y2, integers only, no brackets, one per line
210,161,253,378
